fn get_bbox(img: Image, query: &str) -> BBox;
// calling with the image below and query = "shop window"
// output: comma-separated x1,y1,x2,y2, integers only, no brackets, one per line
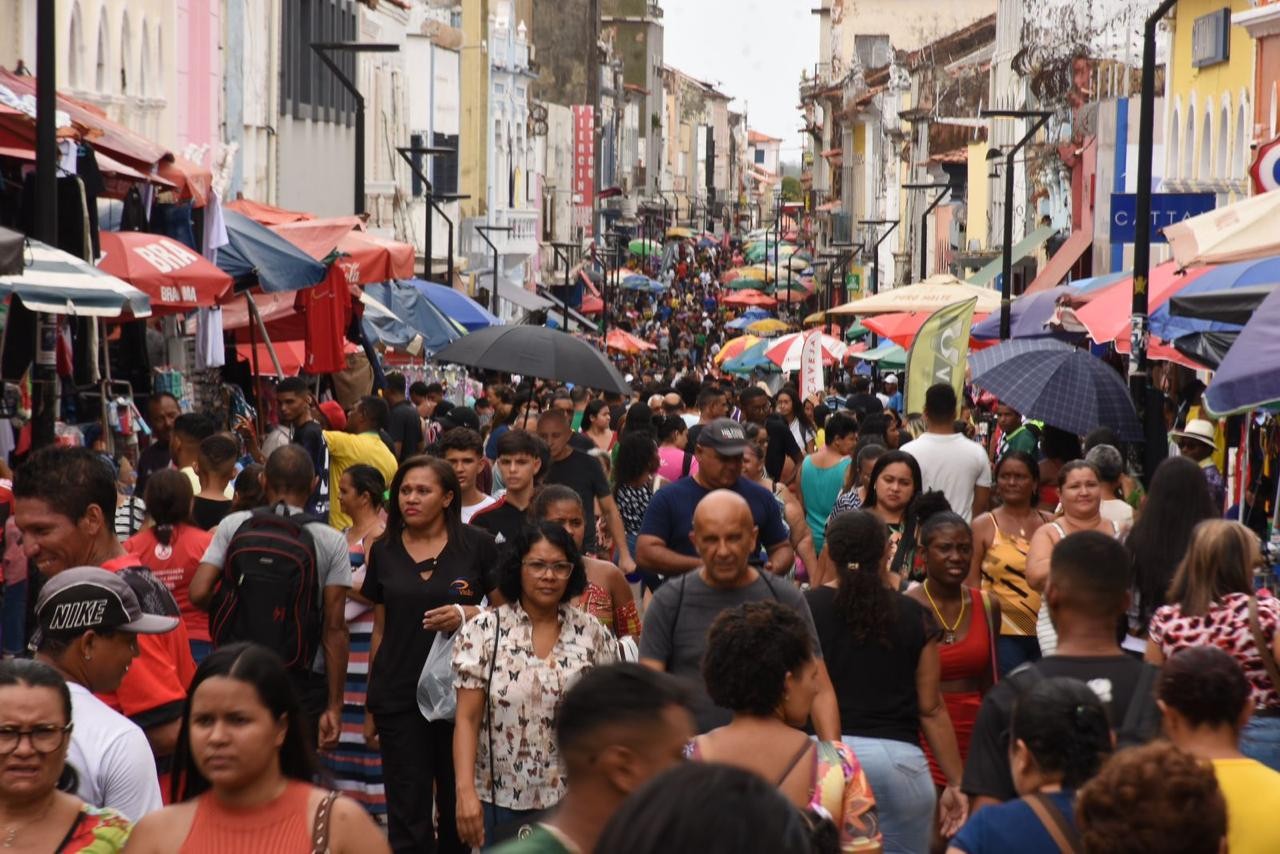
281,0,357,124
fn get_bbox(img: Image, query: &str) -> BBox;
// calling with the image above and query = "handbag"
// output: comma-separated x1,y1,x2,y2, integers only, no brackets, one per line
416,630,458,722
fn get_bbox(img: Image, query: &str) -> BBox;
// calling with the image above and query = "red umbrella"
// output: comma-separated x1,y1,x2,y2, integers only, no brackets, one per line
606,329,656,354
863,311,990,349
1074,262,1209,344
96,231,233,313
722,289,778,308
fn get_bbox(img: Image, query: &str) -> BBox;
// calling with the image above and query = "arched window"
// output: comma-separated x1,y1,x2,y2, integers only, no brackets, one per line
1198,100,1212,181
1183,108,1196,179
67,3,85,89
95,13,109,93
140,21,151,99
1216,97,1229,179
1168,102,1181,179
120,11,132,95
1234,100,1248,180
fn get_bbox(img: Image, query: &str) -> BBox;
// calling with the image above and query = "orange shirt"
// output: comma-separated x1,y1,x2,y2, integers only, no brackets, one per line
180,781,318,853
124,524,215,642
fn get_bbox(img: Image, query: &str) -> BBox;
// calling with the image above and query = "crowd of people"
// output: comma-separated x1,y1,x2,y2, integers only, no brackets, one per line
0,295,1278,853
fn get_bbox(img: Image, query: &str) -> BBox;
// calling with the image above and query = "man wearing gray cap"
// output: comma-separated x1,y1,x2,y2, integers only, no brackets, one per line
33,567,180,821
636,418,793,580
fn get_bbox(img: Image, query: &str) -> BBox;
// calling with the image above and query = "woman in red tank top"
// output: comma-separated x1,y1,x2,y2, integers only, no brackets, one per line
123,644,388,854
906,510,999,848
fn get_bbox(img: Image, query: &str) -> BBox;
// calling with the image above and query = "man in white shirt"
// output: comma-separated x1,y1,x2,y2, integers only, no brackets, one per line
900,383,992,522
33,567,181,821
439,427,498,522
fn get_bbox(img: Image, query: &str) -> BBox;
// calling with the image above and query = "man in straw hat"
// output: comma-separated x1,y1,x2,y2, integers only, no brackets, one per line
1171,418,1226,511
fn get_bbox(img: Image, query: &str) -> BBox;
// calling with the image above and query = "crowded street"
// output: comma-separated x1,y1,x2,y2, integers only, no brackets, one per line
3,0,1280,852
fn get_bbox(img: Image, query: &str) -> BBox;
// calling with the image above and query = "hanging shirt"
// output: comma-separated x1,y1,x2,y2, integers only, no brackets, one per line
305,268,350,374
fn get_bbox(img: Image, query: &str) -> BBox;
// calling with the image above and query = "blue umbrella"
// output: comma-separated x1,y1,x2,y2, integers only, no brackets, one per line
722,340,775,374
218,210,328,293
970,272,1125,341
622,274,657,291
1205,286,1280,415
361,281,464,353
408,278,501,331
969,341,1141,440
1150,256,1280,341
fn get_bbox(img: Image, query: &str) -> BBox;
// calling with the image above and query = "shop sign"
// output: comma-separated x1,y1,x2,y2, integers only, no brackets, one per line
1109,193,1217,243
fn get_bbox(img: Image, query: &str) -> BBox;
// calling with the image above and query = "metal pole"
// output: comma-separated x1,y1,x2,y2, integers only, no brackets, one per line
990,113,1050,339
446,217,454,287
32,0,58,450
1132,0,1179,484
424,193,433,280
314,43,400,216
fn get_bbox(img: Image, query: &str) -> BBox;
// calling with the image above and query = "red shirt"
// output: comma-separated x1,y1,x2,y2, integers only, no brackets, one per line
124,524,215,642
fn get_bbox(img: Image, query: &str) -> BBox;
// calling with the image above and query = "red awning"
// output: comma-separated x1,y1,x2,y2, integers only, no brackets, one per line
97,232,233,313
271,218,416,284
226,198,315,225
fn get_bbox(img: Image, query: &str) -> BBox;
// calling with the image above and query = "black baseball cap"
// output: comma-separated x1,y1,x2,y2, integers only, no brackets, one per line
695,418,749,456
36,567,180,636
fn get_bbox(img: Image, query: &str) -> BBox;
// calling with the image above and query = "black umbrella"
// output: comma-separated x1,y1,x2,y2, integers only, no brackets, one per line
1169,285,1272,326
431,326,631,395
1172,331,1238,371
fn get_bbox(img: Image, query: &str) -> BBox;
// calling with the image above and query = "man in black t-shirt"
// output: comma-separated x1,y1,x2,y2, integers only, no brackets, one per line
963,532,1160,810
471,428,543,553
536,410,634,573
265,377,328,517
384,372,424,462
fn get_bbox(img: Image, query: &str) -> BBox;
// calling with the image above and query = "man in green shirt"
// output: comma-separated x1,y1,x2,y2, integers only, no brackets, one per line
491,664,694,853
994,403,1040,461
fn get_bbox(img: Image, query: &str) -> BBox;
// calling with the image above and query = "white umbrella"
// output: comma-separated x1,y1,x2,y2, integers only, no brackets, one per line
0,239,151,317
764,331,847,371
1164,190,1280,267
829,274,1001,316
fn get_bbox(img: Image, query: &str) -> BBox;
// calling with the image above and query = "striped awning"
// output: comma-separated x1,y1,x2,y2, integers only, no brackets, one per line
0,239,151,317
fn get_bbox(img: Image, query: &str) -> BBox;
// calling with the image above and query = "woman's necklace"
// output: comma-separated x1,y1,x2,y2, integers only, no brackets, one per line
923,579,965,644
2,795,55,848
997,506,1037,538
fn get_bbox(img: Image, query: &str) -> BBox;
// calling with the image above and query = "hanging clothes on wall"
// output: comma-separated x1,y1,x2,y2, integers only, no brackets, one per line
304,267,352,375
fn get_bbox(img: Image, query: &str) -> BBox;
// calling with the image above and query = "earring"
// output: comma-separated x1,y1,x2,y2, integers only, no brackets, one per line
83,653,92,661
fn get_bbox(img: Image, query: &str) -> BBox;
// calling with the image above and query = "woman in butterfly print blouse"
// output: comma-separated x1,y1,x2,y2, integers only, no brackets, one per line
452,521,618,849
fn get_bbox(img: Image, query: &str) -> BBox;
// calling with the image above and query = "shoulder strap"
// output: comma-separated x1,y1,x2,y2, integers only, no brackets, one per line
1050,521,1067,538
1249,596,1280,692
310,789,340,854
978,590,1000,683
775,739,814,786
759,568,779,601
1023,793,1082,854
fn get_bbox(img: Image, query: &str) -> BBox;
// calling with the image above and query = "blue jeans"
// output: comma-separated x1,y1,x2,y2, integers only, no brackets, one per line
1,580,27,656
482,803,541,850
843,736,935,854
1242,714,1280,772
996,635,1040,677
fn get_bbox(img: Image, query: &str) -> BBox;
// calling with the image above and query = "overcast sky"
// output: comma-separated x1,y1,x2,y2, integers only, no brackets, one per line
661,0,818,162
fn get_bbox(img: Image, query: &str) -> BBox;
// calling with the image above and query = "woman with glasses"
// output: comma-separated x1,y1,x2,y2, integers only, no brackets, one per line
362,457,501,853
0,658,133,852
452,522,618,849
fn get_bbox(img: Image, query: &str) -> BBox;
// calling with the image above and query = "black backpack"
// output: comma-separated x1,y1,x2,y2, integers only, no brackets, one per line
209,504,322,671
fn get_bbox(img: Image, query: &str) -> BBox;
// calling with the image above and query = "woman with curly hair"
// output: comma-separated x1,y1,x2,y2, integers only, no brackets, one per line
690,600,881,851
948,678,1111,853
1076,742,1226,854
806,510,967,854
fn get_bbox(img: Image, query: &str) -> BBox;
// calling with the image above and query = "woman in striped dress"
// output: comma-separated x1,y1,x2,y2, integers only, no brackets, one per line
319,463,388,824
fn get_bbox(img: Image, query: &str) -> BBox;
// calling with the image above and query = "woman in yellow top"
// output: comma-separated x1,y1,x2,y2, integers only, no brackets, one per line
969,451,1051,676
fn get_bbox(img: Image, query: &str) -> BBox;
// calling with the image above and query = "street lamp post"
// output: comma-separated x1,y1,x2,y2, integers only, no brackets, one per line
829,240,857,310
902,182,952,283
396,144,457,281
981,109,1052,339
476,225,514,316
550,241,578,333
426,193,471,288
858,221,899,358
311,42,400,217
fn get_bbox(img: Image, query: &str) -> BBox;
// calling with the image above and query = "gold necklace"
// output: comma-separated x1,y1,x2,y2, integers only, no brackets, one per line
2,795,55,848
923,579,965,644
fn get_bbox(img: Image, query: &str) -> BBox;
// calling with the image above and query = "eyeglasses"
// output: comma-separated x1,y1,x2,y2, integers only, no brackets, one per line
0,723,73,755
522,560,575,578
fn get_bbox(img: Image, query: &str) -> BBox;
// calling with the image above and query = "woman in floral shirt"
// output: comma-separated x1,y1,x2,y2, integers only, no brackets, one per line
452,521,618,849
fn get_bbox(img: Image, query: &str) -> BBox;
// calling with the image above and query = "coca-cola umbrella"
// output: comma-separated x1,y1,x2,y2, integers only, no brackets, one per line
97,232,233,313
431,325,631,395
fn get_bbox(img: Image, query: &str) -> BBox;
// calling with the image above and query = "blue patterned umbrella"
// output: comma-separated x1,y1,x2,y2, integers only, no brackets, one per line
969,341,1141,440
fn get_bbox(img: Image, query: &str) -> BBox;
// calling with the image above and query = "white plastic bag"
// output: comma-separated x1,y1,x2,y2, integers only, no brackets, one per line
417,630,457,721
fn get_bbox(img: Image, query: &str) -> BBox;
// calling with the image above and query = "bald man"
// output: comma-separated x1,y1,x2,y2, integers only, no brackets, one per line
639,490,839,736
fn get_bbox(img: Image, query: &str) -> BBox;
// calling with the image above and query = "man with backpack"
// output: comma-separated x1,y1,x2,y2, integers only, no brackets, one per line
190,444,351,750
962,531,1161,812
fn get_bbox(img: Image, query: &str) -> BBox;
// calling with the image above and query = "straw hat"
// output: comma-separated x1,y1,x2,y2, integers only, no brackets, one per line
1170,419,1216,450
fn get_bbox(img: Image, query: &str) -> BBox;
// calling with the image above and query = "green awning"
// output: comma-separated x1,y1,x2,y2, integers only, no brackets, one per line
968,224,1057,288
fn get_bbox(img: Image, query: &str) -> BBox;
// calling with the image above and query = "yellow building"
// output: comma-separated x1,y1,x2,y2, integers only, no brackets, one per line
459,0,492,221
1164,0,1256,200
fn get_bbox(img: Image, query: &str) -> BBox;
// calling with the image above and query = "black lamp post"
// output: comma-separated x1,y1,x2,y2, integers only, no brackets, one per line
429,193,470,288
829,240,857,309
476,225,514,316
550,241,578,333
902,182,952,283
396,144,457,282
311,42,400,217
980,108,1052,339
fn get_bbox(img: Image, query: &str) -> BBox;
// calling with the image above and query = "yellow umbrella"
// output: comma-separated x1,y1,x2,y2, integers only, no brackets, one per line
803,310,827,325
747,318,791,336
736,266,768,281
715,334,761,364
829,274,1001,316
666,226,694,240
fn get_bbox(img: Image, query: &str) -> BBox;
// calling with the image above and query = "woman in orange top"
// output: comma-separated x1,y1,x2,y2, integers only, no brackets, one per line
125,643,388,854
123,470,214,663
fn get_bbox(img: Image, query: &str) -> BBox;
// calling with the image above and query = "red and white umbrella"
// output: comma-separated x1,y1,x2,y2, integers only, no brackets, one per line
96,231,234,313
765,331,847,371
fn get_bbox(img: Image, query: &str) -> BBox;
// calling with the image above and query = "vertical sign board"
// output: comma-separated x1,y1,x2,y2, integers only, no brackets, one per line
572,105,595,237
